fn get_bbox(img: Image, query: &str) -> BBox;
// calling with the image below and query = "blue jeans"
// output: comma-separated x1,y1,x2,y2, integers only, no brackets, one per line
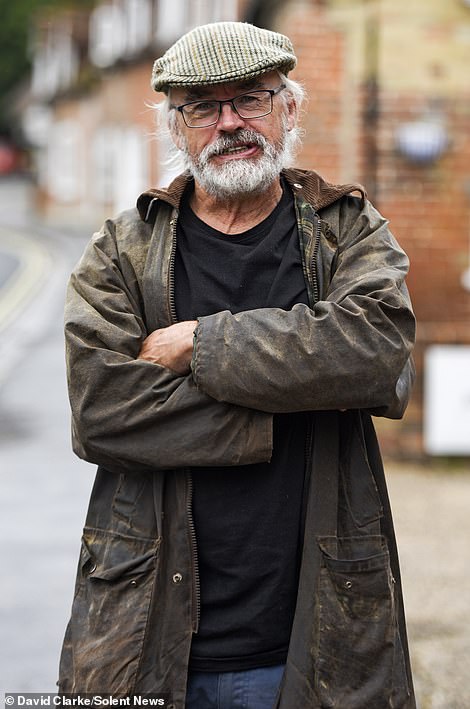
185,664,285,709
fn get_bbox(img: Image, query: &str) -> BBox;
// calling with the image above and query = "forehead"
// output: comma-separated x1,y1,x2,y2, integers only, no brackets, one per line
169,70,280,104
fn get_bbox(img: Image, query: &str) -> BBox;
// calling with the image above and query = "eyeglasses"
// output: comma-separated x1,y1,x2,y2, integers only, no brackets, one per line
171,84,286,128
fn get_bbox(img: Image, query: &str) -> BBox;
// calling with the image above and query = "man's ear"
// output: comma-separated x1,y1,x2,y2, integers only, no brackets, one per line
169,118,184,151
167,92,184,149
286,96,298,132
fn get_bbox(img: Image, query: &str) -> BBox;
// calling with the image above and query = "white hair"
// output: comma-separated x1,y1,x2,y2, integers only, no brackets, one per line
278,72,306,114
153,71,306,173
277,71,306,164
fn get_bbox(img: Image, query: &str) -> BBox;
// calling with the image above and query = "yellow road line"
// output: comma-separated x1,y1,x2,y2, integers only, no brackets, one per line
0,227,52,332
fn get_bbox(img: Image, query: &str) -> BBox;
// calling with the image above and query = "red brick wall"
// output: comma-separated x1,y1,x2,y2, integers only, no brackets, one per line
376,92,470,457
274,2,349,181
271,1,470,458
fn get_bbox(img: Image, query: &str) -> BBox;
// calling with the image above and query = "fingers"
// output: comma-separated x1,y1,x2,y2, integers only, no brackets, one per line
138,321,197,375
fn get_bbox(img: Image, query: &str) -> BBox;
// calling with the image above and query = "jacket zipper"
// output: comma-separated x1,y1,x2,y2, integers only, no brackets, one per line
301,210,322,534
294,193,322,308
186,470,201,631
309,215,322,306
168,212,201,633
168,216,178,323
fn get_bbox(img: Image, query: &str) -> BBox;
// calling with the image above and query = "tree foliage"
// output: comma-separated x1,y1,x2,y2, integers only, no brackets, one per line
0,0,94,137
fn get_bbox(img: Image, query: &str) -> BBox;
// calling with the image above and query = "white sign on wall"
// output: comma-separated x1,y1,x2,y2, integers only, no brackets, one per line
424,345,470,455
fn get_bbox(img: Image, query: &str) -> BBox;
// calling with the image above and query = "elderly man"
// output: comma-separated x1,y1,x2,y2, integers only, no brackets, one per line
59,21,416,709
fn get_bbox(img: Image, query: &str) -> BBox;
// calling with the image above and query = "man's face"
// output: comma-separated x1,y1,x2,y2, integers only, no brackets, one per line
168,71,297,198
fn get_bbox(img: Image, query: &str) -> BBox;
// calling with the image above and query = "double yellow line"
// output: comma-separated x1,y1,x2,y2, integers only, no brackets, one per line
0,227,52,332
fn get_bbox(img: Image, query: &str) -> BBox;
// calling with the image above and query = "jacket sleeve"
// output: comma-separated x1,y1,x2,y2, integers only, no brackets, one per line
65,221,272,474
191,198,415,416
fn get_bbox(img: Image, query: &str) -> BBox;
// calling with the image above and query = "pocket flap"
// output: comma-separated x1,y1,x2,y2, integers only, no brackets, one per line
81,527,159,581
318,535,389,572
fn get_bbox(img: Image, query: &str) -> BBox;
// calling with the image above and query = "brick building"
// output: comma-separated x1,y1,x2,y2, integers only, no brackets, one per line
22,0,470,458
24,1,248,222
264,0,470,459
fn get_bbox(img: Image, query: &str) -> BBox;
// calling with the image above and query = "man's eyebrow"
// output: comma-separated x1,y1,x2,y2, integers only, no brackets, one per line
182,79,266,102
182,87,211,101
236,78,266,91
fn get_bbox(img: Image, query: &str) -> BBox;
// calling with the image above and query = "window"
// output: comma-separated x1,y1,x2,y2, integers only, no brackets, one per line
46,120,82,203
155,0,238,42
89,4,127,67
31,23,79,98
92,125,149,212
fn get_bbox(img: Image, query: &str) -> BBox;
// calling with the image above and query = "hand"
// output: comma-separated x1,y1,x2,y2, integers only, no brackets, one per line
138,321,198,375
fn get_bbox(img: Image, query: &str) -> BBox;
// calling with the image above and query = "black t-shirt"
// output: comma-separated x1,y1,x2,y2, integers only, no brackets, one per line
175,184,310,672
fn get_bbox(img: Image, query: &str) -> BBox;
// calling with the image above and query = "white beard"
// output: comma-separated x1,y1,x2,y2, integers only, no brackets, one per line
180,125,295,199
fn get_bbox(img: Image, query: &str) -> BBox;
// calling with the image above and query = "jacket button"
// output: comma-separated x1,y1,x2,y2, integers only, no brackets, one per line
172,572,183,584
293,183,302,189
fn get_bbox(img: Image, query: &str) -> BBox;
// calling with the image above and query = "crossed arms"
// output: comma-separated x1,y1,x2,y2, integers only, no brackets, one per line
65,198,415,474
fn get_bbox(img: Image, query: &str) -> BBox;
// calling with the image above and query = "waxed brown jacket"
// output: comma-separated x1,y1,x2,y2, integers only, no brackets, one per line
59,168,416,708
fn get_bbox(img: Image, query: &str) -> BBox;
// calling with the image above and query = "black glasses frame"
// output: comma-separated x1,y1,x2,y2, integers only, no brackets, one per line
171,84,286,128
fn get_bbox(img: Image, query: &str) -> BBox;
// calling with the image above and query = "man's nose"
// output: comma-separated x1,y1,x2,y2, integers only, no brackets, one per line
216,101,246,131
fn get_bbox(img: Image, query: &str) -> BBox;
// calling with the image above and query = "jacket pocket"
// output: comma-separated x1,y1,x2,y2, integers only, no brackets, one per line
58,527,160,693
314,535,410,709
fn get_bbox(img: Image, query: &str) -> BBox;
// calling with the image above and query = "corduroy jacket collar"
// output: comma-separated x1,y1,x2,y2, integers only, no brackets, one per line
136,168,366,223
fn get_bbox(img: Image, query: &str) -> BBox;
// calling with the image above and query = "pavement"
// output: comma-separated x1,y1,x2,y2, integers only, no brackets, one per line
0,176,469,707
0,176,95,693
386,463,470,709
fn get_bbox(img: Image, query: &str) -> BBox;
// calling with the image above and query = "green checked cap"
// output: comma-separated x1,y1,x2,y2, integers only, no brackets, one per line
151,22,297,93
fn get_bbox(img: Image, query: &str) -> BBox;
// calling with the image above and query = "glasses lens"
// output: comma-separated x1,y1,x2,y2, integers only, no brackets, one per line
234,91,272,118
183,101,219,127
180,90,274,127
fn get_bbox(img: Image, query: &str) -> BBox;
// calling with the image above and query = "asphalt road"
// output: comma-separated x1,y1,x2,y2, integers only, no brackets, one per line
0,177,95,693
0,176,469,707
0,250,19,288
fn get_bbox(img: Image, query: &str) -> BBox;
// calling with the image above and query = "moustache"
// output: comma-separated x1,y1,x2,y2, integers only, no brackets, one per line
201,130,269,160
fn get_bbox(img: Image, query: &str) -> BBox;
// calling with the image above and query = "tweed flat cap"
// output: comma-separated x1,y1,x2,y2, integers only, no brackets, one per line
151,22,297,92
